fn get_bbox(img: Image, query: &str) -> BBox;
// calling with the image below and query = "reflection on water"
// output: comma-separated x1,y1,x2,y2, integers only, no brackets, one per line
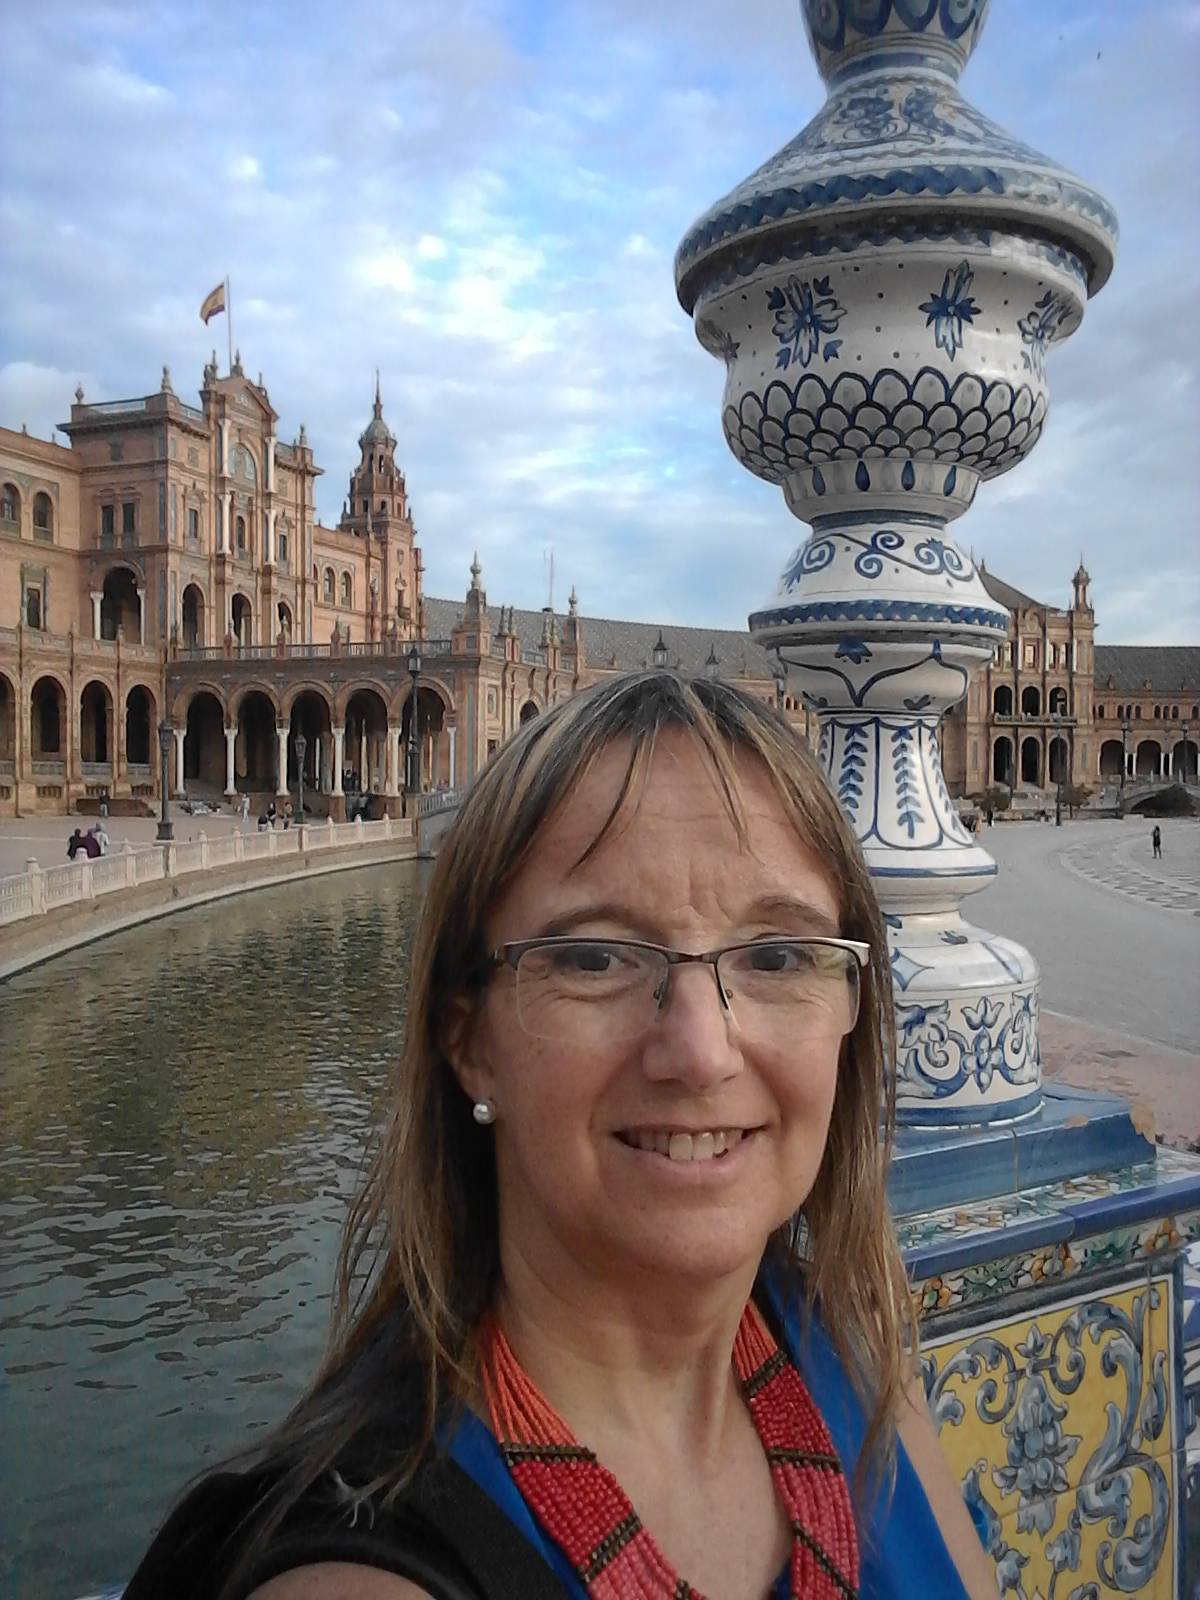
0,862,428,1600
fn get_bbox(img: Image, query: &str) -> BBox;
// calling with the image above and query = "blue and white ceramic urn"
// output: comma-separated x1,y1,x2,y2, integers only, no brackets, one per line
676,0,1117,1124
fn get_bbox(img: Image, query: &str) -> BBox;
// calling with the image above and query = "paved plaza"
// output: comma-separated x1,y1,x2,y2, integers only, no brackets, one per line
0,807,255,880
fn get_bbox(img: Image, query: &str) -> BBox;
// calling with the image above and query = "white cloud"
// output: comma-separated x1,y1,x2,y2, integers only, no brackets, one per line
227,153,262,183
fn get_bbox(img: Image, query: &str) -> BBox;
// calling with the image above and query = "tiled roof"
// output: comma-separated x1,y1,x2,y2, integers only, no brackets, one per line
978,566,1045,614
424,596,780,680
1093,646,1200,695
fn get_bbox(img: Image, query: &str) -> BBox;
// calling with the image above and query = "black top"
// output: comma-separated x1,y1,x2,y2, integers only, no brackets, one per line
121,1449,570,1600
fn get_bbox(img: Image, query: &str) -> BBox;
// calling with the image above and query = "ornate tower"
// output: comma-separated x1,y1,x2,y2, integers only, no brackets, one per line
339,375,421,637
676,1,1116,1125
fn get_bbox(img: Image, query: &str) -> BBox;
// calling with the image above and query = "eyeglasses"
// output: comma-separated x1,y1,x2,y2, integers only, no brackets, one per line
487,936,870,1045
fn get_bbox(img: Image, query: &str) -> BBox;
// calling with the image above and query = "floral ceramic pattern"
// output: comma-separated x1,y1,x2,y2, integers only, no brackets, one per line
1018,290,1073,380
920,259,980,360
894,984,1038,1099
922,1281,1176,1598
767,274,845,370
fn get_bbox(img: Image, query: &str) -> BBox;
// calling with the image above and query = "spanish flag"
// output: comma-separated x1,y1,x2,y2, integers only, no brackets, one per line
200,282,226,324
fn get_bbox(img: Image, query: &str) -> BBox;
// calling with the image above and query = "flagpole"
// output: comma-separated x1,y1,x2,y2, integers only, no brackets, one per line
226,276,233,375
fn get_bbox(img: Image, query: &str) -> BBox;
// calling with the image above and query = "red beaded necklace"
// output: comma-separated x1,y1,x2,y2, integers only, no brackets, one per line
479,1300,860,1600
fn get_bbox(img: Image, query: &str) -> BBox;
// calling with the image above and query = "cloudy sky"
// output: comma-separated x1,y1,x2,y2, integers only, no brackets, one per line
1,0,1197,642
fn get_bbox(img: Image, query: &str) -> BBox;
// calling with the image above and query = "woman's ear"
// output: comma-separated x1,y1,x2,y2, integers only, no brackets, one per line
442,993,496,1107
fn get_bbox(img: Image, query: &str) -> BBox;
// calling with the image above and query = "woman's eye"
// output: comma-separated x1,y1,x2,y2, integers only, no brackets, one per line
746,943,811,972
558,944,614,973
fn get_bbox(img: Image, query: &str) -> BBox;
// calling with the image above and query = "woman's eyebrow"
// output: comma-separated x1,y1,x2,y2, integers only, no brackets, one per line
532,903,661,940
742,895,842,936
530,896,841,941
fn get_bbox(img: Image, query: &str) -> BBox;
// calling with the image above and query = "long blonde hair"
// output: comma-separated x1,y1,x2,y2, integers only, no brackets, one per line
215,670,913,1592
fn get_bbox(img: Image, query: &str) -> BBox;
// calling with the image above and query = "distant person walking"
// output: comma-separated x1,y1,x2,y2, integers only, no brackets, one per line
240,792,250,825
1151,824,1162,859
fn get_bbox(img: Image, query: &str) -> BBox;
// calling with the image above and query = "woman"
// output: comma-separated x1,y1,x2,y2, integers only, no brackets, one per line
125,671,995,1600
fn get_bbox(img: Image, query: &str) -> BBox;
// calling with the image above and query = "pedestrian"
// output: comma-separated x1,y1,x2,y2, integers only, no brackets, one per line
282,799,293,831
240,792,250,825
266,801,277,829
82,828,101,859
1152,824,1162,859
92,820,110,856
99,791,109,819
986,805,994,828
67,828,86,860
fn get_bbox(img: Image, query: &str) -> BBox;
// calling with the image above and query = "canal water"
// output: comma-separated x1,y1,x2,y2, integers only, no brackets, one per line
1,863,429,1600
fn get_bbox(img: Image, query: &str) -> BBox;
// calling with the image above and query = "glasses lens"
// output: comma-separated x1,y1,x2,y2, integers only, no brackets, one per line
718,942,860,1041
514,941,666,1042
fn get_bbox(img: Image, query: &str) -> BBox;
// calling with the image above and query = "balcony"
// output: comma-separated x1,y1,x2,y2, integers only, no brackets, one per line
992,712,1076,727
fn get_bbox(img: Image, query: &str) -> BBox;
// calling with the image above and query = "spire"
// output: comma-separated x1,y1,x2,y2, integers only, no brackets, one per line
470,551,483,591
568,585,579,617
374,368,383,416
161,365,173,393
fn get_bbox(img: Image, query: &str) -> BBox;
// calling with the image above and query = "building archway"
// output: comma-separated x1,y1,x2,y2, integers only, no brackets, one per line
399,686,448,792
345,688,389,793
1048,736,1069,787
231,593,252,649
182,584,205,649
1020,736,1041,786
183,691,225,788
288,690,334,799
992,736,1014,788
1020,685,1040,717
519,700,540,725
277,600,293,641
234,690,277,792
1135,740,1161,779
992,685,1013,717
80,681,113,766
1174,739,1198,781
1048,686,1068,715
0,671,16,770
31,676,66,759
1098,739,1124,780
100,567,140,641
125,685,154,768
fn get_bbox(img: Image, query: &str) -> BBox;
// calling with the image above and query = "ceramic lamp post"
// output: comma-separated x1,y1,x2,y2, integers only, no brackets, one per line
676,1,1115,1124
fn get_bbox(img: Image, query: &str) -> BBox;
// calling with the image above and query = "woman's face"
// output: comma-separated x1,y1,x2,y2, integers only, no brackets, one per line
453,733,848,1290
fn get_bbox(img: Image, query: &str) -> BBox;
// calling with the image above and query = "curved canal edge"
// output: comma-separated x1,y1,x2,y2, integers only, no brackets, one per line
0,832,418,980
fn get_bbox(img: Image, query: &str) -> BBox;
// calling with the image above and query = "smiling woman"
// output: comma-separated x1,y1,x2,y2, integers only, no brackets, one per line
122,671,994,1600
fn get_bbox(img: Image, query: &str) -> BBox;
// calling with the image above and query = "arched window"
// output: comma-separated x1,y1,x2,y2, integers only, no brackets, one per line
1048,687,1067,715
235,515,246,553
1172,706,1179,719
1,483,19,524
323,567,335,602
32,492,53,539
341,571,353,605
1021,685,1040,717
1096,705,1105,720
993,685,1013,717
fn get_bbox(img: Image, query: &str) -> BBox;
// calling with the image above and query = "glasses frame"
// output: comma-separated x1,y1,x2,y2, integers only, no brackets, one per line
487,934,871,1034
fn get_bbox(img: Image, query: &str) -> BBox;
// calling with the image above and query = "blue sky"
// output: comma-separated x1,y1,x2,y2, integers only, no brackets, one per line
1,0,1197,641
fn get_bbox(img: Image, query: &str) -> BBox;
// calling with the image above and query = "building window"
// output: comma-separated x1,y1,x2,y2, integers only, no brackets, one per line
1172,706,1179,719
487,687,498,716
236,515,247,553
323,567,335,602
33,492,53,540
188,507,199,542
101,504,114,540
1023,642,1036,668
1096,705,1105,720
277,531,289,567
25,587,42,629
379,500,387,512
341,572,353,605
122,501,136,535
1,483,18,524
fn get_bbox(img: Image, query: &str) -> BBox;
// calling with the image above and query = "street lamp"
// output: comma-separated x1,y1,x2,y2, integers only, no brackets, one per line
294,731,307,823
406,642,422,796
704,644,720,682
156,719,174,842
1180,719,1191,785
651,631,668,670
1119,715,1131,816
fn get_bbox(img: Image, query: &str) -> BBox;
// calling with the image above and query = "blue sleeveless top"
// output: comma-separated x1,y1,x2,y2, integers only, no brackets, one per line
447,1289,970,1599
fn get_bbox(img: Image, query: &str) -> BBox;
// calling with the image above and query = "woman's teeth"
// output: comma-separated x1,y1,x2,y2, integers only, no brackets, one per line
625,1129,746,1162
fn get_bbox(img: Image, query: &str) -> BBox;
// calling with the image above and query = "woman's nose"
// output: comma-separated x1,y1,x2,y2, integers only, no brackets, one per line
639,963,744,1090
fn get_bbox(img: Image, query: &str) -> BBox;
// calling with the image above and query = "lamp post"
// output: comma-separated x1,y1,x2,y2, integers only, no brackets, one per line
406,642,422,798
1181,719,1191,785
156,720,174,841
651,631,668,670
294,731,307,824
1119,716,1131,815
705,644,720,682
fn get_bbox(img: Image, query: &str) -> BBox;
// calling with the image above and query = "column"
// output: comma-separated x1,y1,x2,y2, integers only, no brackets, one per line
332,728,345,796
266,507,276,568
385,725,401,796
275,722,290,796
675,3,1114,1125
90,591,103,640
223,489,234,555
266,434,276,493
360,729,368,789
136,586,145,645
173,726,185,796
448,723,457,789
223,725,237,796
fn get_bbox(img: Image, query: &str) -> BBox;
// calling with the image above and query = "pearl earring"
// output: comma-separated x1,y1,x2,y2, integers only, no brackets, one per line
472,1099,497,1125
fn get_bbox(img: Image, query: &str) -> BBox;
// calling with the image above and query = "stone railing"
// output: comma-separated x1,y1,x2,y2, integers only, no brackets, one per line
414,788,460,818
0,815,415,929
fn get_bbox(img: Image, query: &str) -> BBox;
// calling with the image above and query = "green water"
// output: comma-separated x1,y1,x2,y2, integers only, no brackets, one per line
0,863,428,1599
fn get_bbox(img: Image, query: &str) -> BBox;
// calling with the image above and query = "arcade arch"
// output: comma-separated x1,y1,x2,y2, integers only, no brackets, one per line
1135,740,1161,779
234,690,276,791
288,689,334,800
80,681,113,765
344,687,388,793
125,686,154,767
1048,687,1068,715
1048,736,1069,787
182,584,205,649
992,735,1014,788
231,593,253,649
31,676,66,758
0,671,16,768
1174,739,1198,782
1020,736,1041,786
519,700,540,725
992,685,1013,717
100,567,140,642
1098,740,1124,780
1020,685,1040,717
184,691,225,789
